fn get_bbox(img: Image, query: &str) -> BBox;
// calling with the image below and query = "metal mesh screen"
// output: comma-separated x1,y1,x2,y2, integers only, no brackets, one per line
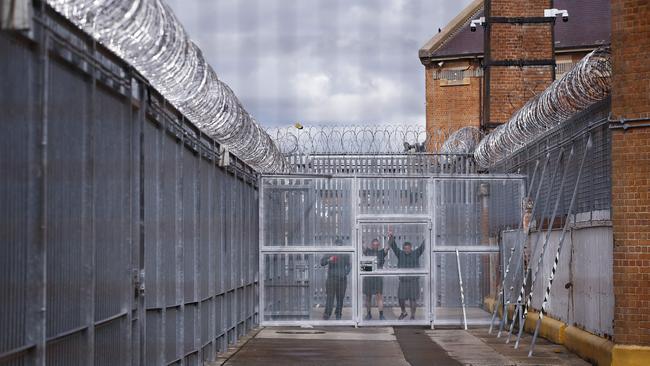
261,175,524,327
0,6,261,365
491,99,612,218
262,178,353,247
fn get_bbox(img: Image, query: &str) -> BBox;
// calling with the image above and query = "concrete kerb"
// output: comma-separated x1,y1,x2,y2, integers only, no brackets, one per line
565,325,613,366
611,345,650,366
484,296,615,366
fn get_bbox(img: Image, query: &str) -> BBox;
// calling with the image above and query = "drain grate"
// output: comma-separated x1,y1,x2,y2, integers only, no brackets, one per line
276,330,326,335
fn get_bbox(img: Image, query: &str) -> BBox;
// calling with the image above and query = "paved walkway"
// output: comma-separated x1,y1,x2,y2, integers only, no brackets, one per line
216,326,590,366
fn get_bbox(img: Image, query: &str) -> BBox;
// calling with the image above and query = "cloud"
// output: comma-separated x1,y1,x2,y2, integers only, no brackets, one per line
165,0,474,126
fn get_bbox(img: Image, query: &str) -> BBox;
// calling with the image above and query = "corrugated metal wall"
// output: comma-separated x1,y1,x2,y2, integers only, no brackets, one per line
501,226,614,338
0,5,259,366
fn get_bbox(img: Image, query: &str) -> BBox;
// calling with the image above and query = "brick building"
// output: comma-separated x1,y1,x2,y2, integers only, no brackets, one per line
418,0,610,140
417,1,650,364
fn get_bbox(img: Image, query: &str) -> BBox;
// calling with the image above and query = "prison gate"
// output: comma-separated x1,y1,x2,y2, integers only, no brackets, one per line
259,174,525,327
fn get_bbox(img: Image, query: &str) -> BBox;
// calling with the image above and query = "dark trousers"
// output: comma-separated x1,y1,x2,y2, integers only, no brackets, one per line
324,276,347,317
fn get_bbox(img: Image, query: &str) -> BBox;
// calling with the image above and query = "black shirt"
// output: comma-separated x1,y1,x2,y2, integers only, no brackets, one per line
363,247,387,269
388,237,425,269
320,254,351,279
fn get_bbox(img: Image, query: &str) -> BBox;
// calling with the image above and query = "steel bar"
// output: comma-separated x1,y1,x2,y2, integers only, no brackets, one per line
456,249,468,330
510,149,568,347
514,147,575,348
529,135,592,357
504,153,551,343
489,158,541,335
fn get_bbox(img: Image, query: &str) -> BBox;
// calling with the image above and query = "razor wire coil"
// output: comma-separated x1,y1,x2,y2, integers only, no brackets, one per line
439,126,484,154
474,47,612,168
268,124,459,155
46,0,288,172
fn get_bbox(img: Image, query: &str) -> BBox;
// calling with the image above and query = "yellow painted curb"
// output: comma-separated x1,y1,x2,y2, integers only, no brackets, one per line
520,311,566,344
612,345,650,366
540,317,567,344
565,326,613,366
484,297,496,313
483,297,516,320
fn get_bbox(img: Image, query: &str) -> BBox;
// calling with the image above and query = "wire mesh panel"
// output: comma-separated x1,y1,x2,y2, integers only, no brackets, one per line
288,154,477,175
262,178,353,246
262,253,353,322
358,178,428,215
434,179,524,247
433,252,500,326
359,275,429,324
0,5,262,364
432,177,524,327
358,223,428,271
490,100,611,217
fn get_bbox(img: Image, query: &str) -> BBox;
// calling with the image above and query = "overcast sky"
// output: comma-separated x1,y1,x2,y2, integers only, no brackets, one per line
165,0,473,127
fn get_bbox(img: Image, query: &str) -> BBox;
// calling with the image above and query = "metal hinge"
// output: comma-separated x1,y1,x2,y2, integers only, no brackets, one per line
133,269,145,296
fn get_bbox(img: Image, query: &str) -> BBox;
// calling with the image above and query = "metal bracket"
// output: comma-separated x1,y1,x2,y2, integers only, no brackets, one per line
133,269,145,296
219,146,230,167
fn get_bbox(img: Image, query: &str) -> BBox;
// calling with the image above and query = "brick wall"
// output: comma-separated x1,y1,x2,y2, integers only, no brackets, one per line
425,62,482,151
423,51,587,150
610,0,650,347
484,0,554,126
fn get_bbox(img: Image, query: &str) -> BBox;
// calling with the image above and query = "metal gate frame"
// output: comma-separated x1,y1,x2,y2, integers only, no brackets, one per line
431,176,525,328
259,174,525,327
356,216,432,326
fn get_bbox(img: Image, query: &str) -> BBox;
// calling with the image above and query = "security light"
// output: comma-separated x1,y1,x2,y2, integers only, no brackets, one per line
544,8,569,22
470,17,485,32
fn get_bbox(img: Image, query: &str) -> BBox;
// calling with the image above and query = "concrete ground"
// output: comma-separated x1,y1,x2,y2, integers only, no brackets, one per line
216,326,590,366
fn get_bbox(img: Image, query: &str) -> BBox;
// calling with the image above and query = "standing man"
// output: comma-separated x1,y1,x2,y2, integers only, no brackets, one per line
388,231,425,320
363,238,389,320
320,239,351,320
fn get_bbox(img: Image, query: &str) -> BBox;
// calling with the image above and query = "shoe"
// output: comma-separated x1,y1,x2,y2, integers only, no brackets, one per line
379,314,386,321
335,314,342,320
364,313,372,321
323,314,331,320
410,315,415,320
398,312,408,320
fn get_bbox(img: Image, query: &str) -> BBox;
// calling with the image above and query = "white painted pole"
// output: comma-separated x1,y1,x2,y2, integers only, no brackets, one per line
456,249,468,330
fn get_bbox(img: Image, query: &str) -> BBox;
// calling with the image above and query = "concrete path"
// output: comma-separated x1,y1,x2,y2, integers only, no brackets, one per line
217,326,590,366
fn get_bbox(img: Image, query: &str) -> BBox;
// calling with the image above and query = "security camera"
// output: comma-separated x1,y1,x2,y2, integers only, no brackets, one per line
470,17,485,32
544,8,569,22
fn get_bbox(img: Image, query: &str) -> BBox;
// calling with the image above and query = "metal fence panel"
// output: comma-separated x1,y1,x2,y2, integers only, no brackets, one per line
434,179,524,247
491,99,611,217
0,28,39,365
0,5,260,365
45,59,88,339
260,175,524,327
262,177,354,247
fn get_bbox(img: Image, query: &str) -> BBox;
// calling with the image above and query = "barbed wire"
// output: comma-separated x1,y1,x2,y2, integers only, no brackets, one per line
47,0,288,173
267,124,461,155
440,126,484,154
474,47,612,168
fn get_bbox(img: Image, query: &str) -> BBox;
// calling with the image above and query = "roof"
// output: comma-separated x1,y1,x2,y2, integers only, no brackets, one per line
419,0,611,63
